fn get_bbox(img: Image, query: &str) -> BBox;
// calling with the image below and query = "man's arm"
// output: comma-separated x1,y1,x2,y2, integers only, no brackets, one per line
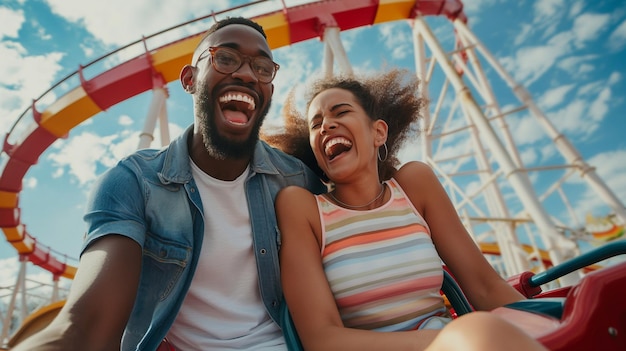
12,235,142,351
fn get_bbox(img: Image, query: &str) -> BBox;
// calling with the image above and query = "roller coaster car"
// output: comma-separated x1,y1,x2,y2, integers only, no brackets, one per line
498,240,626,351
281,240,626,351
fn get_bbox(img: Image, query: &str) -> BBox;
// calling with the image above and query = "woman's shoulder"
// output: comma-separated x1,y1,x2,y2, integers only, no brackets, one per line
275,186,321,228
395,161,436,182
276,185,319,207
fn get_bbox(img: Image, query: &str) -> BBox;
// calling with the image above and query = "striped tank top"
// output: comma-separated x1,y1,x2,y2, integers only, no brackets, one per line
317,178,448,331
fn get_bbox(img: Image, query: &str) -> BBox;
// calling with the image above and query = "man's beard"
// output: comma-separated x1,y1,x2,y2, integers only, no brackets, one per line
196,86,270,160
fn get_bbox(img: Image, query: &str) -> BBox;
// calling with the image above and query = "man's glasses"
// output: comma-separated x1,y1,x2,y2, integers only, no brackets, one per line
196,46,280,83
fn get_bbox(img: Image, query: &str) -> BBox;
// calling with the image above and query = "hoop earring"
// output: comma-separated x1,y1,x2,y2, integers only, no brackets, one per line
378,143,388,162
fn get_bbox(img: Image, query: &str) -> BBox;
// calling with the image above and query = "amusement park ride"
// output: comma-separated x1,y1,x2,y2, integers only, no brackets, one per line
1,0,624,349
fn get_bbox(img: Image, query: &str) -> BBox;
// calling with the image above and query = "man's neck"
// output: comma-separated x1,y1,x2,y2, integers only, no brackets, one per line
189,134,252,181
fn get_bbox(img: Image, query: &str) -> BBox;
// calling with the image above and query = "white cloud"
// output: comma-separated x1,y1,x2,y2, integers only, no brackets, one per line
0,88,24,134
508,114,546,145
378,22,413,60
80,42,94,57
47,132,118,186
589,150,626,198
43,0,231,47
577,63,594,75
18,52,65,96
23,177,37,189
500,42,566,87
44,124,179,187
118,115,133,126
571,13,610,49
571,74,619,127
556,55,597,76
31,19,52,41
0,40,64,138
270,41,321,126
0,41,64,96
108,130,142,165
431,137,474,173
549,99,596,137
0,7,24,39
519,147,539,166
608,19,626,52
537,84,575,110
52,167,64,178
588,87,611,122
532,0,565,37
504,8,616,87
568,1,584,18
0,257,19,286
513,0,569,46
534,0,564,21
577,80,603,96
608,71,622,85
514,24,533,46
539,143,558,161
462,0,498,15
573,149,626,215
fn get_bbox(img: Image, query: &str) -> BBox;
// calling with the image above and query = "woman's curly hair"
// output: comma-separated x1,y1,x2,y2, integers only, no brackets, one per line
263,68,425,182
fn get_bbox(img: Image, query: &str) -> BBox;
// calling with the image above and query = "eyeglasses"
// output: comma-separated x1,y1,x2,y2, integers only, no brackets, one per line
196,46,280,83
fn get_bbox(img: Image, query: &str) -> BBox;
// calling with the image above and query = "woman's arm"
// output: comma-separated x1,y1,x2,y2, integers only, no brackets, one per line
395,161,524,311
12,235,142,351
277,186,440,351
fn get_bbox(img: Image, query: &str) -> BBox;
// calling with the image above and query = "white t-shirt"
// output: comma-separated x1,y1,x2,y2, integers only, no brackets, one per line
166,160,285,350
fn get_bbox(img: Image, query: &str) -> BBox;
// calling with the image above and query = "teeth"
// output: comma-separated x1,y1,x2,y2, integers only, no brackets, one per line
324,137,352,156
219,92,256,110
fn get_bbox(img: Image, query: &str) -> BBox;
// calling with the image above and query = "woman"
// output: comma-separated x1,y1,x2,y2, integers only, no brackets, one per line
269,69,548,351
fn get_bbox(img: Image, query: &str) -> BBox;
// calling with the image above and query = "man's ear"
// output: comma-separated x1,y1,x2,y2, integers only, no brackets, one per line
180,64,195,93
374,119,389,146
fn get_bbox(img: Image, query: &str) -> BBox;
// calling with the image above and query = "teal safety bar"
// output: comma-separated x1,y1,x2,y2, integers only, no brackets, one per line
529,241,626,287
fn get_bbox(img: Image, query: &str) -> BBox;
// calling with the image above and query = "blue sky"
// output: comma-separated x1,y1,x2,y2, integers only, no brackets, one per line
1,0,625,285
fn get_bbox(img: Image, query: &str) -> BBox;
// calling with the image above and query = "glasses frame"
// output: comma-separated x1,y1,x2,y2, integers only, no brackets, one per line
195,46,280,83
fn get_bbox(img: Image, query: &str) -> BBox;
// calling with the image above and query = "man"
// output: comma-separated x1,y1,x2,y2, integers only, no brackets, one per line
13,17,326,351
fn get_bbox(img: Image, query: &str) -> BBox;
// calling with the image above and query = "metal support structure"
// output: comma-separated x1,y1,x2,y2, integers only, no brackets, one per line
158,101,171,147
322,27,353,77
414,25,529,276
413,31,432,161
50,276,60,303
411,16,579,284
323,38,334,79
464,107,529,276
1,260,26,345
453,19,626,225
138,87,168,149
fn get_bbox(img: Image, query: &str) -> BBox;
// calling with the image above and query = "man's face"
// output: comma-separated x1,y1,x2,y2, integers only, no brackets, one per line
193,24,274,159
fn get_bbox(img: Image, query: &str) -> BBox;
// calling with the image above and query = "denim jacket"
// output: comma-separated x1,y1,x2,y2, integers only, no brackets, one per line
82,126,326,350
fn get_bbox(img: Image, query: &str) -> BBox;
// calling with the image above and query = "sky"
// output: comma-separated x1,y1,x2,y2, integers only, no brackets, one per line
0,0,625,292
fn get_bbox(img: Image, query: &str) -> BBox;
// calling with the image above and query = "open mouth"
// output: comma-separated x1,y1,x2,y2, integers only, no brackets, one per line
324,137,353,161
218,92,256,125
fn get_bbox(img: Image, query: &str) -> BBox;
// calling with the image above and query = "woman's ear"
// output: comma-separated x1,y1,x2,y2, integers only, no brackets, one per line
374,119,389,147
180,65,195,93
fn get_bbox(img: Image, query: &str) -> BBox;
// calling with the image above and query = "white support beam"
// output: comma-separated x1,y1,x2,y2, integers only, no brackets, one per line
412,16,578,284
454,19,626,225
322,27,353,77
158,100,170,147
138,87,167,150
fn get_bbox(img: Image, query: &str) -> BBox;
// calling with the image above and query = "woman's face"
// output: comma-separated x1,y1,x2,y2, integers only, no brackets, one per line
307,88,384,183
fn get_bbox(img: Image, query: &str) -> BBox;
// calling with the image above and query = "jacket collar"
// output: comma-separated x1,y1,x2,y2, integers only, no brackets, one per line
158,125,279,184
